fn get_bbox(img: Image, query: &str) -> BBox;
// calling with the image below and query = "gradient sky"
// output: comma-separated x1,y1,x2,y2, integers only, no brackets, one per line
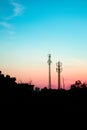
0,0,87,89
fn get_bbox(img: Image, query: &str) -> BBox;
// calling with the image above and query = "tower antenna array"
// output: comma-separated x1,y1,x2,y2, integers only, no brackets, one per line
47,54,52,89
56,61,62,89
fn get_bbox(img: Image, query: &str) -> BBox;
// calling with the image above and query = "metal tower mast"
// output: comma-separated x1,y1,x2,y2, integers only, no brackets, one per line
56,61,62,89
47,54,52,89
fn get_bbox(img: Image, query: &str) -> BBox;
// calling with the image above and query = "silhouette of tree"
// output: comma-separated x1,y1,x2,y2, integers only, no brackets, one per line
35,87,40,92
75,80,82,87
81,83,87,88
71,84,76,89
0,71,1,75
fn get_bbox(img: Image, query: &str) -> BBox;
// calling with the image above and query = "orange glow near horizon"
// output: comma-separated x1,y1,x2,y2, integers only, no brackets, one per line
1,66,87,90
1,58,87,90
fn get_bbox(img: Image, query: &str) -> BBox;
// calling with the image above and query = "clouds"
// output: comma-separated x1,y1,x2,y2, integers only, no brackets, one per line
11,1,24,16
0,21,12,29
0,0,25,37
6,0,25,20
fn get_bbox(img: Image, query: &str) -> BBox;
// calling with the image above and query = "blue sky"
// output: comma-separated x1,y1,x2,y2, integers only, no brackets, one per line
0,0,87,88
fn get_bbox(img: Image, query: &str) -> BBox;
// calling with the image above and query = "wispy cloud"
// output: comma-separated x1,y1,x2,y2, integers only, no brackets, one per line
6,0,25,20
11,1,25,17
0,22,12,29
0,21,15,38
0,0,25,38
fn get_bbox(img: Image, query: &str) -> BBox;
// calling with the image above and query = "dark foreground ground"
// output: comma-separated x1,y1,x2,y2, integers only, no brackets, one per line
0,86,87,104
0,73,87,128
0,86,87,128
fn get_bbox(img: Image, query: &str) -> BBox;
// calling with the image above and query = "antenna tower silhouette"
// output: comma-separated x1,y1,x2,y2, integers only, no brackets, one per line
47,54,52,89
56,61,62,89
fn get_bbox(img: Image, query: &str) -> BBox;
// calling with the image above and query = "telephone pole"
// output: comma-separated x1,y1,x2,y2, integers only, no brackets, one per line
47,54,52,89
56,61,62,89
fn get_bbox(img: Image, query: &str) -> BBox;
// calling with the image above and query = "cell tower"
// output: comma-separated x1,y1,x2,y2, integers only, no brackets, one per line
47,54,52,89
56,61,62,89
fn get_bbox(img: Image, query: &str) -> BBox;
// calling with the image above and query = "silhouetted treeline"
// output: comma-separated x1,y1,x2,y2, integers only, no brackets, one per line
0,71,87,105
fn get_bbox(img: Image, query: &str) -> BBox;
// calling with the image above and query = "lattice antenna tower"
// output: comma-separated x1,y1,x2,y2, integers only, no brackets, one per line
56,61,62,89
47,54,52,89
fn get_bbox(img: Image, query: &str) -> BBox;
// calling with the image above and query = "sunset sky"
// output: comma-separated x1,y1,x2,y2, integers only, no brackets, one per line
0,0,87,89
